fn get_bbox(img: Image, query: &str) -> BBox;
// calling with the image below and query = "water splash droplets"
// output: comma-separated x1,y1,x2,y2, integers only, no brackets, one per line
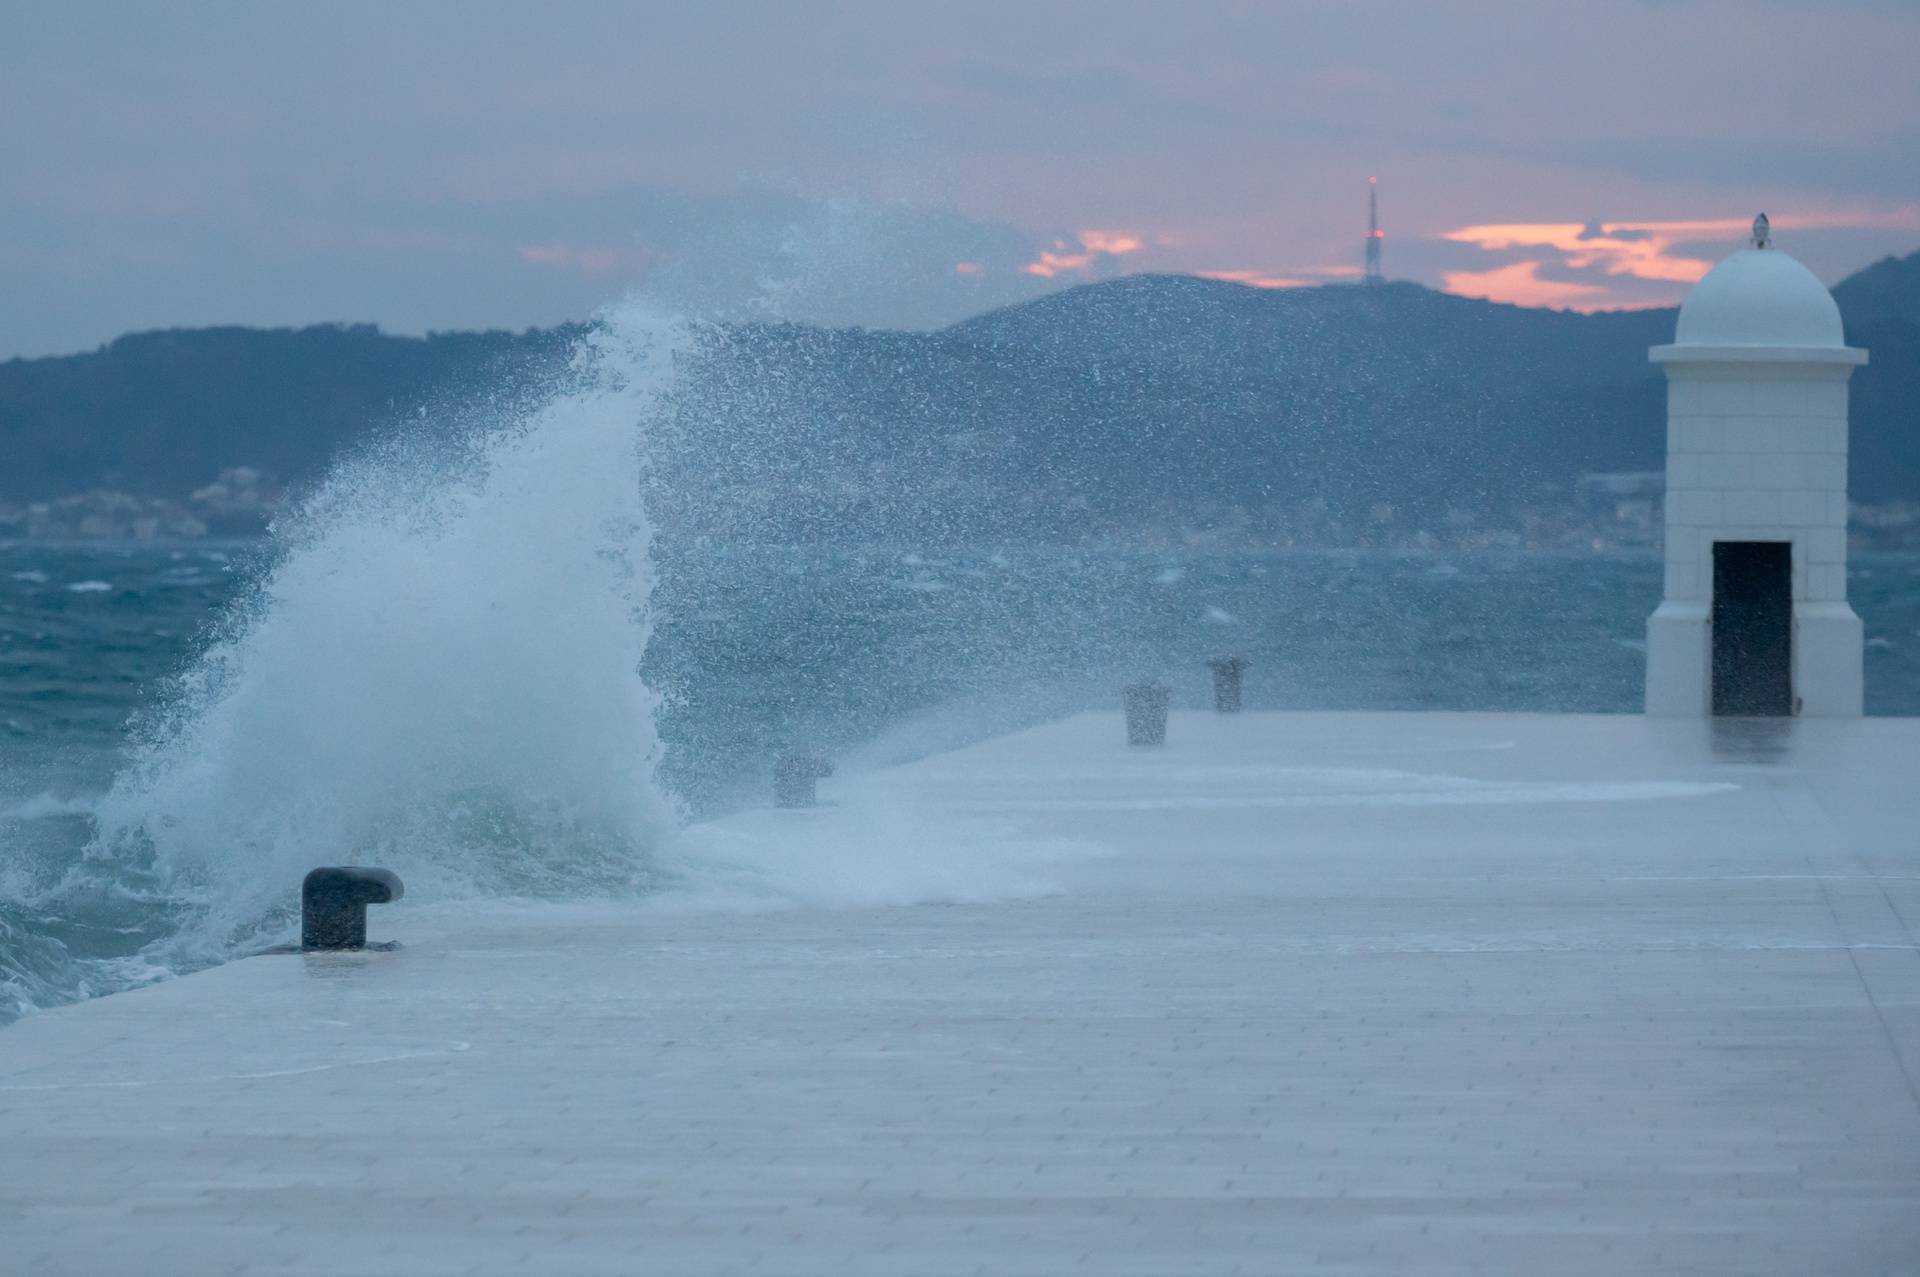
89,303,686,965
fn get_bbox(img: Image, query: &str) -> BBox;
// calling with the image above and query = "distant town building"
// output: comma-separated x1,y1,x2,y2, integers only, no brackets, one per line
1576,471,1664,532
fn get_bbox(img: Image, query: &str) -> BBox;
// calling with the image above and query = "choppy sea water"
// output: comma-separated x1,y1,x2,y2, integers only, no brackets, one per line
6,538,1920,1023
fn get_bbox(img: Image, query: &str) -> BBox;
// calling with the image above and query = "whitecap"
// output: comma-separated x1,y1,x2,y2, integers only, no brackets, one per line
1,793,98,822
659,803,1106,912
65,580,112,593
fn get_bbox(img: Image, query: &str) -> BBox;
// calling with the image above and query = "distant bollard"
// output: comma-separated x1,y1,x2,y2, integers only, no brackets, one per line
301,867,404,952
775,752,835,808
1207,656,1248,713
1123,682,1170,746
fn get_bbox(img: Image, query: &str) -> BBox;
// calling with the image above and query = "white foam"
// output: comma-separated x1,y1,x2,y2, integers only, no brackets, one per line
996,781,1735,811
656,803,1106,911
940,762,1736,811
0,793,98,822
64,580,111,593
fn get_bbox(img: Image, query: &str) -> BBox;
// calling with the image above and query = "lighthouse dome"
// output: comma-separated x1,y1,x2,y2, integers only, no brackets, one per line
1674,234,1844,349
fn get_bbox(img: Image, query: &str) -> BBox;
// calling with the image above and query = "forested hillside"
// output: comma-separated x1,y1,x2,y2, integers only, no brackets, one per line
3,251,1915,543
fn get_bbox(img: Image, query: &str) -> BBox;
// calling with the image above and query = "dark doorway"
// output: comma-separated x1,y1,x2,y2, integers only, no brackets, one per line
1712,541,1792,716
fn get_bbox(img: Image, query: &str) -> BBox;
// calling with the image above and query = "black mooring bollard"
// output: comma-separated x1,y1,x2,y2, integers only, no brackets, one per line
1207,656,1247,713
1123,681,1170,746
774,752,835,808
301,866,404,951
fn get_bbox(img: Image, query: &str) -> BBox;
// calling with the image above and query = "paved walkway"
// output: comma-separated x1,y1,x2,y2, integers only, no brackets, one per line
3,712,1918,1274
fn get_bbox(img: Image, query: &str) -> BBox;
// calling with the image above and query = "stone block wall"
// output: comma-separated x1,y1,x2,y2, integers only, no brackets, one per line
1659,365,1852,609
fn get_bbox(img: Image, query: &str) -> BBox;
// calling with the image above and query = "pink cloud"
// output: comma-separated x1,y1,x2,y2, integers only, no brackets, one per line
953,260,982,276
1440,207,1920,310
518,242,642,277
1442,259,1613,310
1441,219,1737,287
1021,229,1143,279
1078,230,1142,255
1195,269,1312,290
1022,249,1094,279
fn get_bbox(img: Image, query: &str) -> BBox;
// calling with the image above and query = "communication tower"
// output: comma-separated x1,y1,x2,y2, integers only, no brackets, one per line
1364,177,1384,284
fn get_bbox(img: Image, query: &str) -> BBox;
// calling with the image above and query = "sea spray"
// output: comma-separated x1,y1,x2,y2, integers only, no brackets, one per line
84,303,686,968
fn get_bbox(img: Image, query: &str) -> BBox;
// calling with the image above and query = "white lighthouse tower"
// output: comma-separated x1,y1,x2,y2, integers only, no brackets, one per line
1645,216,1868,717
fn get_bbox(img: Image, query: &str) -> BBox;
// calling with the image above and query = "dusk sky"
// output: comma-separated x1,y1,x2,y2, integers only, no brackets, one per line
3,0,1917,358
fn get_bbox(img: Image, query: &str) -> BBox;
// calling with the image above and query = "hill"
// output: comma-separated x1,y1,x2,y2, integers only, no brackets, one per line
1,251,1915,543
0,324,578,501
